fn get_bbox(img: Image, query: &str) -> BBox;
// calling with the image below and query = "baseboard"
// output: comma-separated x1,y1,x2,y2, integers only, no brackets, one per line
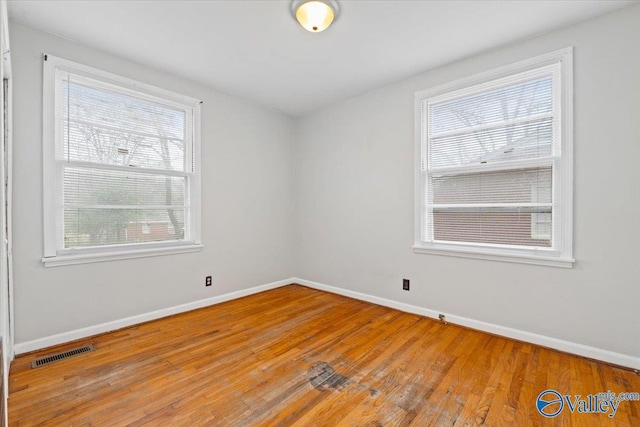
14,277,640,370
13,278,295,355
293,277,640,370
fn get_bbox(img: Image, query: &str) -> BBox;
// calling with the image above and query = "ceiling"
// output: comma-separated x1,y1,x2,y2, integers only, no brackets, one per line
7,0,635,117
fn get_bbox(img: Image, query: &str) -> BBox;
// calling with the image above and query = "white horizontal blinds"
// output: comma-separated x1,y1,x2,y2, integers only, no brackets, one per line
64,168,186,207
58,71,191,249
64,209,185,247
431,168,552,204
425,66,559,249
430,168,552,247
60,77,186,171
428,75,553,169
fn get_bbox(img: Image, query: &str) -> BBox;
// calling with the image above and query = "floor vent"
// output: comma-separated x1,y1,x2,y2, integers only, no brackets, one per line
31,345,95,368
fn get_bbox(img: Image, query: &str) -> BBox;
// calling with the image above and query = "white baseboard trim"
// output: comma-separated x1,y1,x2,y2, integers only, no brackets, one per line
293,278,640,370
14,277,640,370
14,278,295,355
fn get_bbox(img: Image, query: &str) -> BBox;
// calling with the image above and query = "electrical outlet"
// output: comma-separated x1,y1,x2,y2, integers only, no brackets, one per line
402,279,410,291
205,276,212,287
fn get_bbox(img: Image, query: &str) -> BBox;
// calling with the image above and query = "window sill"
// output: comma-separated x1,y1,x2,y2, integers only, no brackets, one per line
412,244,574,268
42,243,204,268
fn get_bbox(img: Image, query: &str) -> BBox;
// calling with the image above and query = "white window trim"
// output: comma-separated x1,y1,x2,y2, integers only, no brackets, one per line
42,54,203,267
413,47,574,268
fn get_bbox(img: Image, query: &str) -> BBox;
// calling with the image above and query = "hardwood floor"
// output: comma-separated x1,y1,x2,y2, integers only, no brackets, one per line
8,284,640,426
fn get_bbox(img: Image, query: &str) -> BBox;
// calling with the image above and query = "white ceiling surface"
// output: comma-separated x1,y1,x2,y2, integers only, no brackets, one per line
7,0,635,116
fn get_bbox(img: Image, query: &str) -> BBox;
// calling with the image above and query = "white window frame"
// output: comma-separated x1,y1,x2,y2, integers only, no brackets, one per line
42,55,202,267
413,48,574,268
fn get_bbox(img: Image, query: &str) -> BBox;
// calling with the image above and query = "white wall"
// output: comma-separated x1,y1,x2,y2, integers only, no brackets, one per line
10,22,296,345
0,0,10,421
295,5,640,359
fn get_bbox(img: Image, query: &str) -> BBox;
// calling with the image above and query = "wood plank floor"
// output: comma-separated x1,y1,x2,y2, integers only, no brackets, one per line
8,284,640,426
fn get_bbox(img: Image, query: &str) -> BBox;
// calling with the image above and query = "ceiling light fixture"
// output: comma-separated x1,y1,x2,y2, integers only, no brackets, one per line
291,0,339,33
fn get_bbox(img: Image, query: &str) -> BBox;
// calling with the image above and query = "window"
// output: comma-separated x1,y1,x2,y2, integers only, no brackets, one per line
43,55,202,267
414,48,573,268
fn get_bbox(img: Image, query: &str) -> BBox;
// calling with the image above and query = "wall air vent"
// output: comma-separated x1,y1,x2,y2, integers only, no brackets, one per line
31,344,95,368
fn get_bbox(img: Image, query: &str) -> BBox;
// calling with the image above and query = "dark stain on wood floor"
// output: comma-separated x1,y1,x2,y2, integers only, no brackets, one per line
308,361,352,391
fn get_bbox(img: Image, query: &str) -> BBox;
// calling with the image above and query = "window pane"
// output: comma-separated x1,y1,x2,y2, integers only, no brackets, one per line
433,208,552,247
429,167,553,247
430,75,552,135
61,80,186,171
64,167,185,207
429,117,552,169
64,208,185,248
431,167,552,205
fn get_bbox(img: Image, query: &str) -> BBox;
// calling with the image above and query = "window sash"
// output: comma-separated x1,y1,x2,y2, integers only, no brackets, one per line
424,65,561,171
422,168,558,250
57,70,194,174
58,161,193,250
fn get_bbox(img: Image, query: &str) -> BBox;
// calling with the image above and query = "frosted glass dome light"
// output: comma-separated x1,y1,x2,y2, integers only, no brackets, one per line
292,0,339,33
